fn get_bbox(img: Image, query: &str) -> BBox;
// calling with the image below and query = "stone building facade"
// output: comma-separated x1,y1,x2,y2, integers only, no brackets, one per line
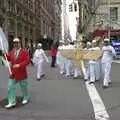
78,0,120,40
0,0,62,50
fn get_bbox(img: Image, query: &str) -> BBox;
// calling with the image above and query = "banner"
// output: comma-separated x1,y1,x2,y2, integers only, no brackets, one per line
61,49,102,61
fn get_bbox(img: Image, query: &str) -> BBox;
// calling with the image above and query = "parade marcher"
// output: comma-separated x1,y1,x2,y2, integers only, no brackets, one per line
89,40,101,84
101,38,116,88
3,38,30,109
65,42,74,77
73,42,82,79
56,42,66,74
49,44,57,67
84,42,92,81
32,43,49,81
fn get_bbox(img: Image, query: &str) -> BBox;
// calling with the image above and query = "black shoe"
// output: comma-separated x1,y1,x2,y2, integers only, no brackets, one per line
41,74,45,78
89,81,95,84
36,78,41,81
84,79,88,81
73,77,78,79
103,86,108,89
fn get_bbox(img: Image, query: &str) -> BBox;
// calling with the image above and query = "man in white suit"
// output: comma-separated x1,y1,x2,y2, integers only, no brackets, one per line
101,38,116,88
32,43,49,81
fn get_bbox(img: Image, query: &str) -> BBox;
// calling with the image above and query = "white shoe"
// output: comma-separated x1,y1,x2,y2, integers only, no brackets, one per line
5,103,16,109
22,100,28,105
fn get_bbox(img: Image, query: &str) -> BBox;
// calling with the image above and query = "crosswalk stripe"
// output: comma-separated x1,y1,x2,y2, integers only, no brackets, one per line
113,60,120,63
85,81,110,120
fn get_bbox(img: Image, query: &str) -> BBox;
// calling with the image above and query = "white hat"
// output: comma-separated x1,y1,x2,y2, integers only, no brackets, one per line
13,38,20,42
87,42,91,45
92,40,96,43
37,43,42,47
104,38,110,42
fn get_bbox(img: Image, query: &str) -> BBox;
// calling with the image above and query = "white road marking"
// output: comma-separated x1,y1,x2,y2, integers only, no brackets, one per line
85,81,110,120
113,60,120,63
80,60,110,119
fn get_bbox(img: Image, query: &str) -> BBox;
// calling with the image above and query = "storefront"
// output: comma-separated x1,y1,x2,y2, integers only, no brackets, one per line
93,29,120,57
92,29,120,40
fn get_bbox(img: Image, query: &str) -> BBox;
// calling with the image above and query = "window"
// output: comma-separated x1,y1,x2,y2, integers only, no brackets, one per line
74,3,77,12
110,7,118,21
69,4,73,12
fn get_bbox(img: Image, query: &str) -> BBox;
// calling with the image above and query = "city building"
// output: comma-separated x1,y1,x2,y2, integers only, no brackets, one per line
68,0,79,41
78,0,120,40
92,0,120,40
61,0,71,42
0,0,62,50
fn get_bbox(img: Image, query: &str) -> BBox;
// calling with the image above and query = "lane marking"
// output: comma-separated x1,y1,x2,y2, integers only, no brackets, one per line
113,60,120,63
85,81,110,120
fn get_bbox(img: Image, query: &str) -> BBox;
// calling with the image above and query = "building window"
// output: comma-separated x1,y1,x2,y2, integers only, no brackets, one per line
110,7,118,21
69,4,73,12
74,3,77,12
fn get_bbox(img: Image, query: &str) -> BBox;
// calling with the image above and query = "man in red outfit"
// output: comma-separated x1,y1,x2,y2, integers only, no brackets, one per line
3,38,30,109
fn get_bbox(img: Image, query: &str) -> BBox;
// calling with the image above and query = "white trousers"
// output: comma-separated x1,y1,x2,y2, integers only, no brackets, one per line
65,59,73,76
95,60,101,81
74,68,81,78
89,63,96,82
84,64,90,80
36,60,44,79
59,57,65,74
102,62,111,86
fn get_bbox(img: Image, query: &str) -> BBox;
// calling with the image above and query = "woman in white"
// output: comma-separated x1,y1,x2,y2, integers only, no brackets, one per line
32,43,49,81
101,38,116,88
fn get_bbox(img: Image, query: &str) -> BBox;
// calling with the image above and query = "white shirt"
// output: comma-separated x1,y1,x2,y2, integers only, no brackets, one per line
101,45,116,63
33,49,49,64
89,47,100,64
14,48,21,59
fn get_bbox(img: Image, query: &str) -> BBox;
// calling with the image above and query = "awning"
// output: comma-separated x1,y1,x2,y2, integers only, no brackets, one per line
93,29,120,38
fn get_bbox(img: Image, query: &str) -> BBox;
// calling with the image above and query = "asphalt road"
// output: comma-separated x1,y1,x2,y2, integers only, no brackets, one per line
0,60,120,120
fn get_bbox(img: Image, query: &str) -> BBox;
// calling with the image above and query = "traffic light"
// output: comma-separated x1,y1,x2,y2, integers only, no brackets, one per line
69,4,73,12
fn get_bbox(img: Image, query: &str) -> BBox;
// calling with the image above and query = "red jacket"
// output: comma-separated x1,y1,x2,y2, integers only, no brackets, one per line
5,48,30,80
50,47,57,56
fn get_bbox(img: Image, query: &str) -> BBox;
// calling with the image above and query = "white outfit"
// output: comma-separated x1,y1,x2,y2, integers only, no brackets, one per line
74,68,81,78
57,45,66,74
101,45,116,86
89,47,101,82
64,45,74,77
83,48,90,80
33,49,49,79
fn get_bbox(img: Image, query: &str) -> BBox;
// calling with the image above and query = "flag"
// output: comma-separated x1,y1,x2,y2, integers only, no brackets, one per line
0,27,12,75
0,27,8,53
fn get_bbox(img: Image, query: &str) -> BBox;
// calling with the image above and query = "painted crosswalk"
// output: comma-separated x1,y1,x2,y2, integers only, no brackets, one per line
113,60,120,63
85,81,110,120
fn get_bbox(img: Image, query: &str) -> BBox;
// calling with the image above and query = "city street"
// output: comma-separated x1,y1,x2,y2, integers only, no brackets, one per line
0,59,120,120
